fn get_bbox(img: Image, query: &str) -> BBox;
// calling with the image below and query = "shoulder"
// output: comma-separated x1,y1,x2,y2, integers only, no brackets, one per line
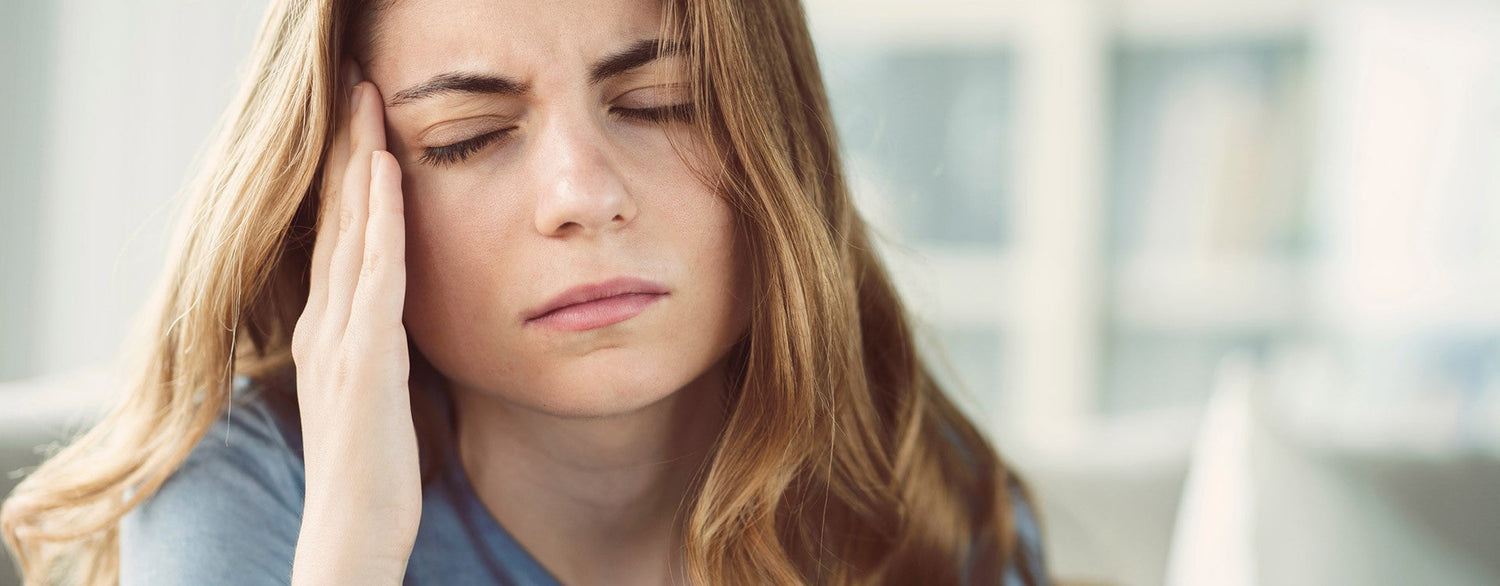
1005,475,1049,586
941,419,1050,584
963,474,1051,585
118,376,306,585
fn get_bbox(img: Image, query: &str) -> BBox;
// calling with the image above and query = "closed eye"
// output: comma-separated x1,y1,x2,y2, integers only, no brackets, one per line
612,103,694,124
420,128,513,168
417,103,695,168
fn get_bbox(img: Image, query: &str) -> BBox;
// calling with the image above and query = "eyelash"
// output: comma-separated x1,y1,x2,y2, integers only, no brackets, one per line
418,103,696,167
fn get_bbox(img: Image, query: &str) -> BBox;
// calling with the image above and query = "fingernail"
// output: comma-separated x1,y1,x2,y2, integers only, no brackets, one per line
370,150,384,181
350,84,363,114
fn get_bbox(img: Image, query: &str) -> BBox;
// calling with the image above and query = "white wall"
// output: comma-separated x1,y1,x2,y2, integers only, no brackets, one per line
14,0,267,379
0,2,53,381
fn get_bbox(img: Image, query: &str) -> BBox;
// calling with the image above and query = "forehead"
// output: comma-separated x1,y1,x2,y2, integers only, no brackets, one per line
367,0,666,86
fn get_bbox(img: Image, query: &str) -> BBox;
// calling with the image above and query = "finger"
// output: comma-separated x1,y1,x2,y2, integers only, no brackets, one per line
349,150,407,335
325,79,389,333
305,59,364,319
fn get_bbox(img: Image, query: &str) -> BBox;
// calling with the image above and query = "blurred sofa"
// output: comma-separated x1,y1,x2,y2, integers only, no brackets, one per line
0,370,115,586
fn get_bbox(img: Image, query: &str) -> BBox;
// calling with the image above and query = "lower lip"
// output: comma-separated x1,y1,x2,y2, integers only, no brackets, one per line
526,293,665,331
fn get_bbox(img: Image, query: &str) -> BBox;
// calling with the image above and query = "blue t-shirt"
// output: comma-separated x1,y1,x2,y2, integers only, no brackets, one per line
119,377,1047,585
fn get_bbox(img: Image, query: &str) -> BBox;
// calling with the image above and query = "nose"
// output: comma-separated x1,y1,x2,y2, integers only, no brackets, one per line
531,111,637,237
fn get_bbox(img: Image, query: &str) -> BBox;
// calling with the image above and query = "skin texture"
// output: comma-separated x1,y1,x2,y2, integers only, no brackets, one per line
331,0,751,583
374,0,745,421
292,83,423,582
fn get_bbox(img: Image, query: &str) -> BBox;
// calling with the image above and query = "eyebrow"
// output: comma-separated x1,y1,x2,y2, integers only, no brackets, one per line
385,38,686,108
588,38,685,85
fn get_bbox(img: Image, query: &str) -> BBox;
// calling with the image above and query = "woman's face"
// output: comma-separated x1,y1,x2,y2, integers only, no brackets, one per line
363,0,749,417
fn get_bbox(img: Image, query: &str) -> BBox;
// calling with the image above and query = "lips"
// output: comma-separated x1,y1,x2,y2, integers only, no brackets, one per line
524,277,669,329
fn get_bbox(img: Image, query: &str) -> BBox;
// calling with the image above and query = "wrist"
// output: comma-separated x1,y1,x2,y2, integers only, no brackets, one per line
293,515,415,585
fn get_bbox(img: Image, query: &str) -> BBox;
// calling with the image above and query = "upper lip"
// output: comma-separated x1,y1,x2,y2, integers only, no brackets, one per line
524,276,669,321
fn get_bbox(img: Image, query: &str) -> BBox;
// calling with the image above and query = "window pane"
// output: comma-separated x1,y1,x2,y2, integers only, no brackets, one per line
822,47,1015,246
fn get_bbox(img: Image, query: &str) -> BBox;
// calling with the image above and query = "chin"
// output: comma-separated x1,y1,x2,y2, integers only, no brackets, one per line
495,348,711,419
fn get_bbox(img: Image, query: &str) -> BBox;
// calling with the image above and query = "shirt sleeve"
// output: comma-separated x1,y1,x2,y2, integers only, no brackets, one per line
119,396,306,586
1004,481,1050,586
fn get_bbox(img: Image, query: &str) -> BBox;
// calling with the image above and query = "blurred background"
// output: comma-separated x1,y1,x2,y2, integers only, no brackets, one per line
2,0,1498,584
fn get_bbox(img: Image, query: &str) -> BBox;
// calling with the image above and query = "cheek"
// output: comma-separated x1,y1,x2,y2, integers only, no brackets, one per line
401,169,528,284
629,137,746,331
400,176,526,369
655,184,748,340
683,199,739,294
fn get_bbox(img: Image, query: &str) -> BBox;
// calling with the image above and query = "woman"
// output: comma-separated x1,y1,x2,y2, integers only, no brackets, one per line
2,0,1049,583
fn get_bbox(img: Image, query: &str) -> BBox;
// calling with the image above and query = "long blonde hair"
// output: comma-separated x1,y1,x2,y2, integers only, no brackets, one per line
2,0,1042,584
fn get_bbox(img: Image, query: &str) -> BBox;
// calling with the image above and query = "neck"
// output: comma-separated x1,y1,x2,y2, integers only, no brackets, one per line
450,362,729,586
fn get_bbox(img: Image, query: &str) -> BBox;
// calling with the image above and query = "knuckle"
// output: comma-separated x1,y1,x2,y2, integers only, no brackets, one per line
372,191,400,218
362,250,384,280
383,193,405,217
316,181,338,212
330,351,356,390
348,292,401,336
338,203,357,235
317,192,338,224
347,128,368,158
